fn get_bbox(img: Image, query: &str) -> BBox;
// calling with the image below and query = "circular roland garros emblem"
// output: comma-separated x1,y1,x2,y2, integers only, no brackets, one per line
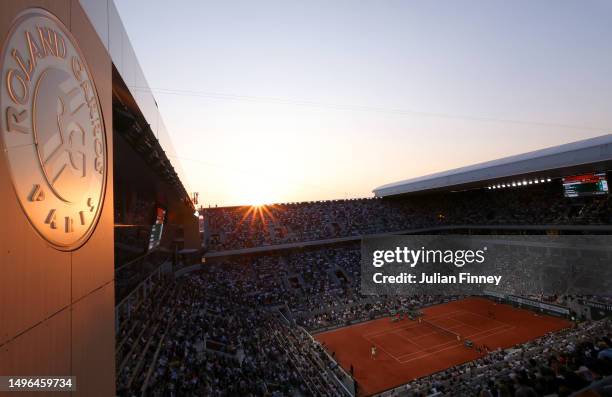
0,8,107,250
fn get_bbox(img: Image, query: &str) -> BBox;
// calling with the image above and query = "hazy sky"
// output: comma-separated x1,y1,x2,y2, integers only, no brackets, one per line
114,0,612,207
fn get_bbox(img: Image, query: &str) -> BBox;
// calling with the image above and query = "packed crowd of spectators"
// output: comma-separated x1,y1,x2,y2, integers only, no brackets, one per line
204,197,411,250
117,267,349,397
115,250,171,302
116,180,612,396
393,319,612,397
117,239,611,396
204,182,612,251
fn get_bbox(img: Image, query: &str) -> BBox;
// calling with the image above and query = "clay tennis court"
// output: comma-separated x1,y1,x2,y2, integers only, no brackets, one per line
314,297,571,396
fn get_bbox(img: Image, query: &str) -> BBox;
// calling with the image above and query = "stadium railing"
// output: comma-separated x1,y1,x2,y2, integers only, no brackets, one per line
299,326,356,396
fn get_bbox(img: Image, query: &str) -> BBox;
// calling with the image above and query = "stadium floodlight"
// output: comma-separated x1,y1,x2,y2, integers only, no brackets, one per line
528,181,533,184
534,179,539,183
502,184,506,188
522,180,527,185
546,178,551,182
540,179,545,183
512,182,516,187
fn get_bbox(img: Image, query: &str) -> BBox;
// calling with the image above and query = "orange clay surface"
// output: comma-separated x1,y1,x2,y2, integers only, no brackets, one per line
314,297,571,396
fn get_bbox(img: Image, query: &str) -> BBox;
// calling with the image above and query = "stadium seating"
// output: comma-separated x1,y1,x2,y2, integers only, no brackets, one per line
118,184,612,396
204,183,612,251
117,244,612,396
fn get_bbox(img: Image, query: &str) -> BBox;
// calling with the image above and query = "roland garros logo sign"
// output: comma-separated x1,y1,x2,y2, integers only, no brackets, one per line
1,8,107,250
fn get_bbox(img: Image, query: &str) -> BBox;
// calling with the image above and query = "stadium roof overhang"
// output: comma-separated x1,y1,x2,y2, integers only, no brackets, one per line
112,67,194,211
373,134,612,197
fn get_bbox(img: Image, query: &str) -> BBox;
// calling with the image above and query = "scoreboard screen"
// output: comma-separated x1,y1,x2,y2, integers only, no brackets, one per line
148,207,166,250
562,172,608,198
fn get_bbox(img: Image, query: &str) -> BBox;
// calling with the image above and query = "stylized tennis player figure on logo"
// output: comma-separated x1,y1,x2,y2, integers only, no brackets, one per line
34,67,90,204
1,9,107,250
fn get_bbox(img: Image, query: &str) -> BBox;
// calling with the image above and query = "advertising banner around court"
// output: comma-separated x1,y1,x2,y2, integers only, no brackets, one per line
361,235,612,296
506,295,570,315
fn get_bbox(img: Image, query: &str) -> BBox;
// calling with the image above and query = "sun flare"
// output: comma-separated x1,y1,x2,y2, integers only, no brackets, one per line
243,179,277,207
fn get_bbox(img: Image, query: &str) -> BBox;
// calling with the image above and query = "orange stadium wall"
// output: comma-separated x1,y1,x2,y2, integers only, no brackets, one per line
0,1,115,396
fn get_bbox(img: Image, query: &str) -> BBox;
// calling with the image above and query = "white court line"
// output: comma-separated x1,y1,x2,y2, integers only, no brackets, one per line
362,308,517,364
398,327,514,364
363,310,466,339
371,322,512,364
367,324,462,363
397,326,516,364
397,329,444,341
432,321,480,333
397,325,515,363
364,309,510,337
456,311,511,328
364,335,409,363
399,324,512,360
429,317,466,328
394,323,513,361
362,310,466,339
368,328,437,362
379,327,463,362
386,332,426,360
394,322,477,344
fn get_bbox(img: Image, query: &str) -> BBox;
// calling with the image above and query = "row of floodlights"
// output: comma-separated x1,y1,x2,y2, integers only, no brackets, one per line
487,178,552,190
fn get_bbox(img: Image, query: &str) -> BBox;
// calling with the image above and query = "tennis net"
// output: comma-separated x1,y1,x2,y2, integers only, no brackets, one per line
421,319,461,341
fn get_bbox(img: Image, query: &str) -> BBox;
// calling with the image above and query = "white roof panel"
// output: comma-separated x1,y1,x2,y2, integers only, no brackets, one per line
374,134,612,196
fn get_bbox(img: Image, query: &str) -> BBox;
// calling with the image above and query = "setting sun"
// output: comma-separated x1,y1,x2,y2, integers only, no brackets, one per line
249,198,267,207
242,178,278,206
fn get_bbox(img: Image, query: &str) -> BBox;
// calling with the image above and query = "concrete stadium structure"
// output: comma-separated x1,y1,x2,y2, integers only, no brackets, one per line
0,2,199,395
